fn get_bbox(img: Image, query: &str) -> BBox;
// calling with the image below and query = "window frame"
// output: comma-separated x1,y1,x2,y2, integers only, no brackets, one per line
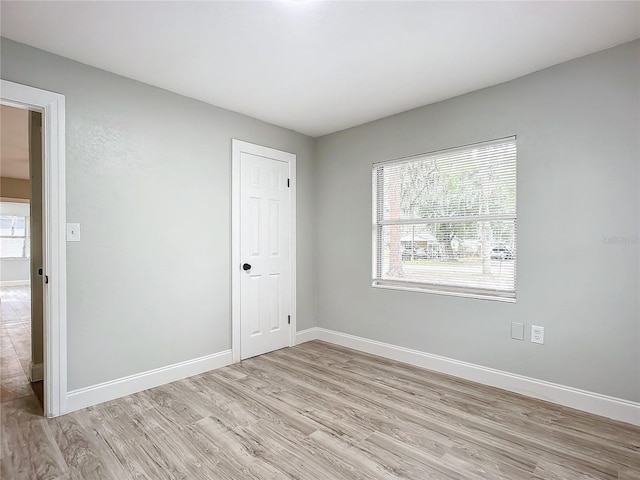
372,137,517,302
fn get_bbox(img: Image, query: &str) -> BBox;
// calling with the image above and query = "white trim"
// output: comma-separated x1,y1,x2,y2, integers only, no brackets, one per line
0,280,30,287
66,350,233,414
29,362,44,382
231,141,241,363
231,140,297,363
314,328,640,426
289,154,297,350
295,327,319,345
1,80,67,418
371,283,516,303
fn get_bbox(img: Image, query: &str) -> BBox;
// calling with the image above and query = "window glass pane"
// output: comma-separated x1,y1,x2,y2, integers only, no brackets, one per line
378,221,516,292
0,215,27,237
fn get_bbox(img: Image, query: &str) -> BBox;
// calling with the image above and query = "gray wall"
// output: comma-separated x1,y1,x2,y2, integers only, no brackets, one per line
0,258,29,283
0,38,316,391
315,41,640,402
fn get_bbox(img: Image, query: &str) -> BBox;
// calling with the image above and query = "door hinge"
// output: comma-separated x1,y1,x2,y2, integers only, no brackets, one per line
287,178,290,188
288,315,291,325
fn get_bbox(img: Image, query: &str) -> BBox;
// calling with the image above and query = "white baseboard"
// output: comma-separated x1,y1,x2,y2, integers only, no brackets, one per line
66,349,233,414
29,362,43,382
306,327,639,426
64,328,640,425
296,327,319,344
0,280,30,287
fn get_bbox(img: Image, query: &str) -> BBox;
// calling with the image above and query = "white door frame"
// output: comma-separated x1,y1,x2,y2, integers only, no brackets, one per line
1,79,67,417
231,139,296,363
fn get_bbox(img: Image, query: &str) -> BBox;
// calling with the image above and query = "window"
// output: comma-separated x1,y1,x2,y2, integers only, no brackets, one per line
0,203,31,259
372,137,517,301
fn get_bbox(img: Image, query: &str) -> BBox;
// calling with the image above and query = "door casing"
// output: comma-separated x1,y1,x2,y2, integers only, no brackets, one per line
1,79,67,417
231,139,296,363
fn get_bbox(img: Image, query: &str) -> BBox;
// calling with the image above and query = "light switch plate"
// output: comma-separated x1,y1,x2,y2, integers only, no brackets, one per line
66,223,81,242
511,322,524,341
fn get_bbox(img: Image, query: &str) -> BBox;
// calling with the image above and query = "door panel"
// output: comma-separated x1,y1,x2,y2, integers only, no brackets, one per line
240,152,291,360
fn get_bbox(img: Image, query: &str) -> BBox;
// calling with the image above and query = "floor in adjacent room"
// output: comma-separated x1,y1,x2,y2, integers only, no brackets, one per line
0,285,42,408
1,334,639,479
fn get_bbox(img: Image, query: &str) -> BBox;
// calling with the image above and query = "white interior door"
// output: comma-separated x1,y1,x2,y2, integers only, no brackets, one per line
238,146,292,360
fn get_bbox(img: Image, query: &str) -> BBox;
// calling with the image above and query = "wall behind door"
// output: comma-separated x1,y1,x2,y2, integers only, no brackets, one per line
0,106,31,286
0,177,30,201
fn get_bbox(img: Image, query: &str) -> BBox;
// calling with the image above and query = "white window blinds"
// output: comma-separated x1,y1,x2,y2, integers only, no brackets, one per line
372,137,517,301
0,202,31,259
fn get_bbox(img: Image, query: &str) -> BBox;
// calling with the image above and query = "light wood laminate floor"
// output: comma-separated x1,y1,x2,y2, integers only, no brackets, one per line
0,286,41,405
1,338,639,479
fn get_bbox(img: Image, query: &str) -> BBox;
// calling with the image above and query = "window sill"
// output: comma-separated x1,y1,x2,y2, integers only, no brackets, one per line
372,281,516,303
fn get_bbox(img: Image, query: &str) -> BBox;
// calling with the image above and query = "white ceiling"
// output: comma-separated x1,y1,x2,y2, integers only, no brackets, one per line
0,105,30,180
1,1,639,137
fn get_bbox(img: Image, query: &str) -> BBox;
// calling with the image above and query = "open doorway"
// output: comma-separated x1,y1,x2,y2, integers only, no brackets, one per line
1,104,44,411
1,79,67,418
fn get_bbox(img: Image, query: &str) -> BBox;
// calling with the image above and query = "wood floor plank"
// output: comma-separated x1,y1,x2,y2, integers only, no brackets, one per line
532,457,614,479
191,415,286,479
50,413,129,480
76,405,181,480
237,419,379,480
196,372,323,437
307,429,398,480
618,464,640,480
131,406,241,479
95,390,156,419
143,381,211,425
442,442,536,479
365,430,487,480
3,417,69,480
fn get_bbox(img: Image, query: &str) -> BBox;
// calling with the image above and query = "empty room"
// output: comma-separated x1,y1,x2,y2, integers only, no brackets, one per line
0,1,639,479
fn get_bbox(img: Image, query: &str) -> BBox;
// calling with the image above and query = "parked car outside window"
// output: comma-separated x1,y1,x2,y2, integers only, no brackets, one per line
491,246,513,260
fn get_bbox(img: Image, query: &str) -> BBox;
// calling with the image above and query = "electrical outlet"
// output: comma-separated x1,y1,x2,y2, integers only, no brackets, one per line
531,325,544,344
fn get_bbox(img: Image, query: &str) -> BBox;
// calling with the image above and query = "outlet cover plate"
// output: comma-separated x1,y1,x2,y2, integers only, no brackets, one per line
531,325,544,344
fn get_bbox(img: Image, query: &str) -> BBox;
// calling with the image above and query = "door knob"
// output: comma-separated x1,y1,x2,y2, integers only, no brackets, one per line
37,268,43,276
242,263,251,271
